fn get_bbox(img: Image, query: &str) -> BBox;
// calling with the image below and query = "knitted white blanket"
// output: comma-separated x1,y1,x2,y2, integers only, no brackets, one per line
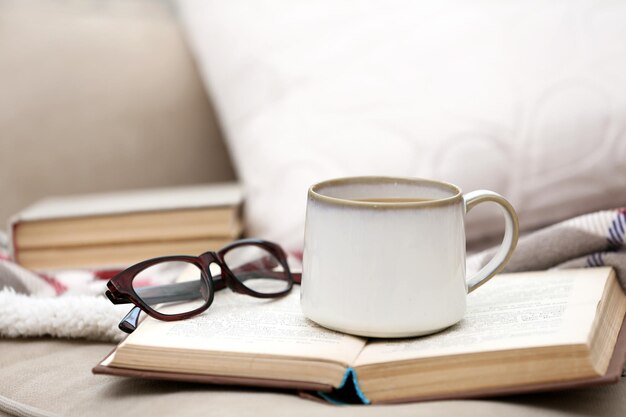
0,289,125,342
0,238,126,342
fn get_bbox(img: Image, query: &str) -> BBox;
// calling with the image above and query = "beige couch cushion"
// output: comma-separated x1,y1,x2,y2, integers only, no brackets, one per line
0,338,625,417
0,0,235,229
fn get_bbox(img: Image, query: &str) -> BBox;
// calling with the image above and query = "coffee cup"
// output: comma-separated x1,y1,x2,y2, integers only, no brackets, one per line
300,176,519,338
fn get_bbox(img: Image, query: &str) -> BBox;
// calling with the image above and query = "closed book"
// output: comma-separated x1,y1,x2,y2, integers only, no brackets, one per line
93,268,626,404
16,237,236,271
10,183,243,270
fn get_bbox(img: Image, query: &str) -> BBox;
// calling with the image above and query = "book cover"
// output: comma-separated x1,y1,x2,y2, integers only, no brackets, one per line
11,183,243,222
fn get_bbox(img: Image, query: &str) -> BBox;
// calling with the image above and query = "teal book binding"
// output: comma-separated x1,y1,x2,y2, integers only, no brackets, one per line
316,368,370,405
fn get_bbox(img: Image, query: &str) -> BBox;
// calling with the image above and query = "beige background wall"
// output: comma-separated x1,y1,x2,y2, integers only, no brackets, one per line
0,0,236,230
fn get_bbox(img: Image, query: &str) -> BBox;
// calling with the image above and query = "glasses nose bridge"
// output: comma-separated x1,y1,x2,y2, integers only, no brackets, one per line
198,251,220,267
199,251,239,293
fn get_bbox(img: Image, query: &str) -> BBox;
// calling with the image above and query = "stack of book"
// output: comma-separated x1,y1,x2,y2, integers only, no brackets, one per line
9,183,243,271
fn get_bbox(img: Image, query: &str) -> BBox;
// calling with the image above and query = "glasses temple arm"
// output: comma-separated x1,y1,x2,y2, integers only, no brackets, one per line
131,270,298,305
119,306,141,333
225,269,302,284
135,280,212,305
226,255,301,285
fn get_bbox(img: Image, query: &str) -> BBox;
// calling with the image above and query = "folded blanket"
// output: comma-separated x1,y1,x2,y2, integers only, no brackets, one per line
467,207,626,290
1,207,625,343
0,238,126,342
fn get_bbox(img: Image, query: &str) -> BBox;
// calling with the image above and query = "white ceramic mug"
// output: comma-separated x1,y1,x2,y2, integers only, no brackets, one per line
300,176,519,338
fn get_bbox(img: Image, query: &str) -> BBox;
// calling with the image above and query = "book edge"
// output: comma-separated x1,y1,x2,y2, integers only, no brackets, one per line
13,183,243,222
92,355,336,393
16,236,237,271
371,312,626,404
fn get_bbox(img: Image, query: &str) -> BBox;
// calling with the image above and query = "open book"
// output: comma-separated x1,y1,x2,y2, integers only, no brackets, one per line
94,267,626,404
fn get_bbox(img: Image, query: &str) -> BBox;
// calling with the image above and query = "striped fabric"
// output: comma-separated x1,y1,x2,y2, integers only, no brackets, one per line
469,207,626,290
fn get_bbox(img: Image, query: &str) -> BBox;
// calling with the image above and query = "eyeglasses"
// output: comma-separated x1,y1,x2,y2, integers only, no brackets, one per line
105,238,301,333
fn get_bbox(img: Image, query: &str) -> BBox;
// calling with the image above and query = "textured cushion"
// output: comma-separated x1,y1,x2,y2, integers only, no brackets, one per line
177,0,626,250
1,338,626,416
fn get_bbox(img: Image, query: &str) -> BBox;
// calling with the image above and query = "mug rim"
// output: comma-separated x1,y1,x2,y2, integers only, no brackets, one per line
309,176,463,209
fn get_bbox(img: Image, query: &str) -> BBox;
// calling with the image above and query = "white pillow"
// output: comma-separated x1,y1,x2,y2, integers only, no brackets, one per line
178,0,626,251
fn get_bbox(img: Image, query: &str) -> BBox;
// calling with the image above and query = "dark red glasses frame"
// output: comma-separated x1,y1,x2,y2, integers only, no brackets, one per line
105,238,301,333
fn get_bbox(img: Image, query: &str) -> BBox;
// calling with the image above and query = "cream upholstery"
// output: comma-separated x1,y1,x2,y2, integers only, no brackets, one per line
0,0,236,229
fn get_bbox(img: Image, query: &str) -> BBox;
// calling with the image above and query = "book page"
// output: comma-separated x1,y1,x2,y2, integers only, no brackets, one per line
118,287,366,367
355,268,611,367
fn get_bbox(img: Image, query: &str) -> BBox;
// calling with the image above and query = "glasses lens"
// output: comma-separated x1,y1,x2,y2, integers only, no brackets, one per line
223,244,291,295
131,261,210,315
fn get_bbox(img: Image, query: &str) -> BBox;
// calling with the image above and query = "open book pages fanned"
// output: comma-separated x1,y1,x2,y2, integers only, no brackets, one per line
94,267,626,404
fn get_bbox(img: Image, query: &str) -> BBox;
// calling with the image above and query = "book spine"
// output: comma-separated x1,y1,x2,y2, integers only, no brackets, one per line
8,216,20,263
316,368,370,405
346,368,370,404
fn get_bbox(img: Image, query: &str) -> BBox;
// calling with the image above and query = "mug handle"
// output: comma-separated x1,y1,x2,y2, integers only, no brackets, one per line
464,190,519,293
